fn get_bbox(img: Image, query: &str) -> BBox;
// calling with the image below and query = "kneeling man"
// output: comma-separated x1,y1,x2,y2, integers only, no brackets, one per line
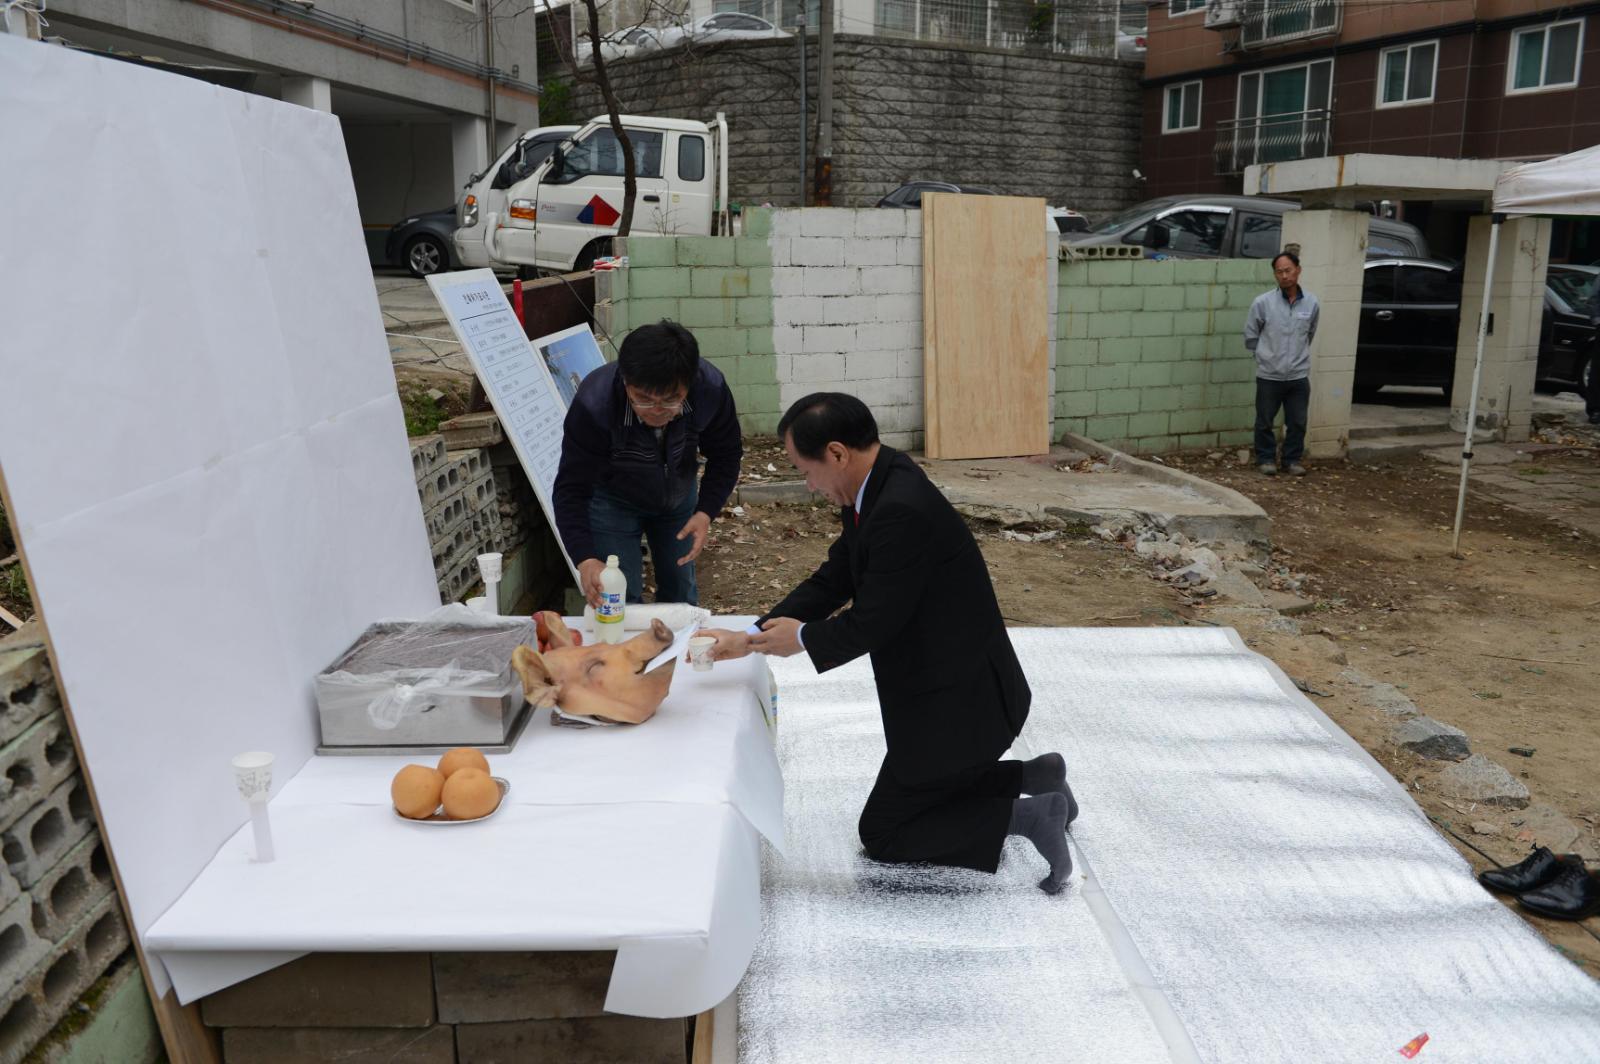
700,393,1079,893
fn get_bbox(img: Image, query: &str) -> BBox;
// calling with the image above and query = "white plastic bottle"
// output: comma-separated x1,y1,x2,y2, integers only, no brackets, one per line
597,555,627,643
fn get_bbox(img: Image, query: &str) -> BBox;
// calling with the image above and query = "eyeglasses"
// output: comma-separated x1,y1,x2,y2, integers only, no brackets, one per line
625,387,686,414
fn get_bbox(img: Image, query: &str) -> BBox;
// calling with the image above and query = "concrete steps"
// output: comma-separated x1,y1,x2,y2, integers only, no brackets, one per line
1347,431,1479,463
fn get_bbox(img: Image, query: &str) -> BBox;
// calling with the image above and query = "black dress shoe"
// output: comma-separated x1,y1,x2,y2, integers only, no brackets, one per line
1518,863,1600,921
1478,846,1569,895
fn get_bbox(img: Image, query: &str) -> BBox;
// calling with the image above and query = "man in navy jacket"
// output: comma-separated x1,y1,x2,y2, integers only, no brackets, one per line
553,321,742,606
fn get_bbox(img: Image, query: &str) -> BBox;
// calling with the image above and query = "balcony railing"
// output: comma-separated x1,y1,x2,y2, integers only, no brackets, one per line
1213,108,1331,174
1237,0,1340,49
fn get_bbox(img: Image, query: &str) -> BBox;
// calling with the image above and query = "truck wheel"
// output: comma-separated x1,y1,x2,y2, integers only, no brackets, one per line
575,238,614,272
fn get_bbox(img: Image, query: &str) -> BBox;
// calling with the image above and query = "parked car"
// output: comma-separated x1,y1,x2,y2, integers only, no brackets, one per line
594,26,660,61
876,181,997,208
1048,206,1091,233
1115,27,1146,60
386,207,458,278
1353,258,1598,399
1066,194,1429,260
651,12,787,50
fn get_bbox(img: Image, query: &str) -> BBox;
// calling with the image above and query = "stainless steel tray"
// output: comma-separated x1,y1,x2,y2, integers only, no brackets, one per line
392,776,510,825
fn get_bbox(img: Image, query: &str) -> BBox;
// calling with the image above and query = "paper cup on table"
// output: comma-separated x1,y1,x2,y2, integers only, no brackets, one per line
476,552,503,583
688,636,717,672
231,751,277,863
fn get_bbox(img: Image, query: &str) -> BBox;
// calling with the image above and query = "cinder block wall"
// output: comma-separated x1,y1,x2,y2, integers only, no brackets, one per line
1055,258,1275,454
0,625,159,1063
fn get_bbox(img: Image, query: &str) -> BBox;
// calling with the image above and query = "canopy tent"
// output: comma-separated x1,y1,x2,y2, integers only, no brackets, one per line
1451,144,1600,553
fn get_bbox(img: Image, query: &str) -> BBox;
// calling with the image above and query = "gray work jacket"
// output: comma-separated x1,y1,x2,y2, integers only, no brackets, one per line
1244,286,1320,381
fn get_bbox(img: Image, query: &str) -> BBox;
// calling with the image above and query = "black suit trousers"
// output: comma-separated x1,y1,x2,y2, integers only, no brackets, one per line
857,757,1025,874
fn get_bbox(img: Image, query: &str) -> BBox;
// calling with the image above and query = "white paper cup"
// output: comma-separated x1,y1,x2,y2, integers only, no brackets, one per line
466,596,490,614
476,552,503,583
231,751,274,802
688,636,716,672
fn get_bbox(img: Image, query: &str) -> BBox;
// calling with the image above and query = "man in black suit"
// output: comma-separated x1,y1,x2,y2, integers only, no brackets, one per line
700,393,1078,893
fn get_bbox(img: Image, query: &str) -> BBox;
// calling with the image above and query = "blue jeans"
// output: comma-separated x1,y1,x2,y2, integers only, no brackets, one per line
588,485,699,605
1255,377,1310,466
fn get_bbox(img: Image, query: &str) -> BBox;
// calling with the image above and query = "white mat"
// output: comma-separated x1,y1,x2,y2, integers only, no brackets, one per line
748,628,1600,1063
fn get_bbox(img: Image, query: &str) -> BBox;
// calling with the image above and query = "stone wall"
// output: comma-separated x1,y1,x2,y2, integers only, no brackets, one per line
567,34,1142,216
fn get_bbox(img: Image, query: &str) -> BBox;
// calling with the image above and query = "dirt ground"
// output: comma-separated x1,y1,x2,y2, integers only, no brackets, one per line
692,437,1600,978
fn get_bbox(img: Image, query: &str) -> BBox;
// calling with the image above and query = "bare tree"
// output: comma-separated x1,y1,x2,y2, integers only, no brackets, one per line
574,0,639,238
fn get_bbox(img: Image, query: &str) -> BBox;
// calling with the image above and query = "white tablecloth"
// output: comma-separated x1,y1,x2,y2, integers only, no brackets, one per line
146,617,782,1018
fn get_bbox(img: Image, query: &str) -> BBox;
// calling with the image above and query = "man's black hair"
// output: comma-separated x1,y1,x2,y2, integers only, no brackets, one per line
618,320,699,394
1272,250,1300,268
778,392,880,460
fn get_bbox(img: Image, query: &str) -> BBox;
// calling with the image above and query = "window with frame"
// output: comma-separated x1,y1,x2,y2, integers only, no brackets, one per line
1237,213,1282,259
1164,81,1202,133
678,134,706,182
1169,0,1203,16
1509,19,1584,93
1235,59,1333,168
1127,208,1230,255
1378,40,1437,106
549,129,664,184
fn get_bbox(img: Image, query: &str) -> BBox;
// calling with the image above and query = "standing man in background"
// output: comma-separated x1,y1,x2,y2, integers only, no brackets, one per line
553,320,742,606
1245,250,1320,476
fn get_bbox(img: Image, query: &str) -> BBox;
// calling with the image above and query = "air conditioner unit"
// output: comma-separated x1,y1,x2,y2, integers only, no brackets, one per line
1205,0,1244,29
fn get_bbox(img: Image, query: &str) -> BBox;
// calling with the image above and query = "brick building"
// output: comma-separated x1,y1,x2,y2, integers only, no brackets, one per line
1139,0,1600,261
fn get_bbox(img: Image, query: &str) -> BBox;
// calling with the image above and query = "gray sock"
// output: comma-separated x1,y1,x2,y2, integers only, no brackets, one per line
1021,753,1079,826
1008,793,1073,894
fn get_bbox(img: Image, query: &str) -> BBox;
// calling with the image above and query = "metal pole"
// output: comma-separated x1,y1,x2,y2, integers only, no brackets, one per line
483,3,498,160
1450,213,1503,557
796,5,808,207
816,0,834,204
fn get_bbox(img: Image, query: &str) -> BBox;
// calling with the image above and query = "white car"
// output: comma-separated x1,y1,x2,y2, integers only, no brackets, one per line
652,12,787,51
588,26,661,62
1116,27,1147,61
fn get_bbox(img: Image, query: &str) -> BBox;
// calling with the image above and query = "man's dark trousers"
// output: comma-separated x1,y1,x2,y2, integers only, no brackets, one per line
1255,376,1310,466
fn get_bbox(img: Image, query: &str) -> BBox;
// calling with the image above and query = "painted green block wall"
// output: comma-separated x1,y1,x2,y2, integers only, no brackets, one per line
614,227,779,434
1056,258,1275,454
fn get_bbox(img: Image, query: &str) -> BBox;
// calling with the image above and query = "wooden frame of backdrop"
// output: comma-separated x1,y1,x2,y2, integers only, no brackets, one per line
922,193,1051,460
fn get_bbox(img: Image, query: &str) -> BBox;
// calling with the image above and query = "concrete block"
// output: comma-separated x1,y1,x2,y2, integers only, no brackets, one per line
1437,755,1530,809
873,293,921,322
855,322,919,350
855,210,908,238
1086,312,1131,339
804,270,862,298
799,209,858,238
895,237,923,265
1085,414,1129,440
624,237,677,268
1058,262,1090,287
0,890,128,1064
437,413,503,450
773,323,806,355
740,208,773,238
1140,386,1183,412
0,637,60,752
0,891,52,997
1061,311,1088,339
24,831,112,945
1086,365,1130,391
851,238,902,266
822,295,879,325
800,324,856,354
789,237,844,267
1098,287,1142,312
746,327,777,355
1061,286,1099,315
454,1015,686,1064
426,491,469,542
433,951,612,1023
1167,408,1209,435
746,268,774,298
678,298,737,329
895,349,925,378
676,238,736,267
1058,339,1099,367
1142,286,1185,311
222,1025,456,1064
1133,259,1176,285
1085,261,1133,286
693,326,749,361
628,269,692,299
771,265,807,297
202,954,436,1028
27,954,162,1064
1140,336,1183,362
1173,260,1219,284
409,436,446,482
0,712,76,833
1096,389,1140,416
1099,338,1141,364
691,268,751,299
626,298,679,327
1170,360,1209,385
734,237,771,268
1126,412,1171,438
735,298,772,327
1056,391,1096,418
774,295,827,327
788,352,846,384
463,471,498,515
1178,432,1221,449
765,236,792,267
1184,285,1222,310
845,350,900,379
1129,363,1173,389
1217,258,1271,283
2,777,93,890
1171,310,1211,335
1131,312,1174,337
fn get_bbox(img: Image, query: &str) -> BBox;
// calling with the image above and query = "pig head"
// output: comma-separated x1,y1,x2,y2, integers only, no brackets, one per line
511,612,677,725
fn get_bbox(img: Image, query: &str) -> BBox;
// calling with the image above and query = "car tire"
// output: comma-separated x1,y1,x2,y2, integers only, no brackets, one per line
404,235,449,278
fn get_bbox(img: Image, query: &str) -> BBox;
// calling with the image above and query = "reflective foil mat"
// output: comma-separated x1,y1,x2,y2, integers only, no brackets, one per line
742,628,1600,1064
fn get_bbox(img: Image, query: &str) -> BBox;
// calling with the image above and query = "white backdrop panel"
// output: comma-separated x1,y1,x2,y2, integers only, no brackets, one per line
0,37,440,994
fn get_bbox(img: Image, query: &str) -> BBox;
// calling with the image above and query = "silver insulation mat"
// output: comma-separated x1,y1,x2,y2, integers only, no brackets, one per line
744,628,1600,1064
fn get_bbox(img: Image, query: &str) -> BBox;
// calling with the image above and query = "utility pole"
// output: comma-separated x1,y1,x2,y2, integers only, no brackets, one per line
815,0,834,204
483,3,498,160
796,2,808,207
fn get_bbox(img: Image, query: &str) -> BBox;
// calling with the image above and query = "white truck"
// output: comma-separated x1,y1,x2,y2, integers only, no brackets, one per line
454,124,580,270
457,112,730,275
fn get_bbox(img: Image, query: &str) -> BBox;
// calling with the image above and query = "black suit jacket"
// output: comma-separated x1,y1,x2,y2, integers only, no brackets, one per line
761,447,1030,785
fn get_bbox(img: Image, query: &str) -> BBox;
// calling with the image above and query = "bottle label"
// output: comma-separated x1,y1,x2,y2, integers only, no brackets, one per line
597,592,624,623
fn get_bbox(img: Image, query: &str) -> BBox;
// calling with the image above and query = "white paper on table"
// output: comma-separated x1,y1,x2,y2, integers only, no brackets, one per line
648,620,702,672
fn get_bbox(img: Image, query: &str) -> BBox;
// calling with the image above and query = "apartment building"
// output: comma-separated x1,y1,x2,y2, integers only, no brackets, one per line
1140,0,1600,260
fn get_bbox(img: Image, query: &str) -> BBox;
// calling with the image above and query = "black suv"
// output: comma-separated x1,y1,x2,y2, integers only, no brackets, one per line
1354,259,1598,400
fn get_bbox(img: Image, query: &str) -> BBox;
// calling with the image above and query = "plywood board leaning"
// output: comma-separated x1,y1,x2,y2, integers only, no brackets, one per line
922,193,1050,459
